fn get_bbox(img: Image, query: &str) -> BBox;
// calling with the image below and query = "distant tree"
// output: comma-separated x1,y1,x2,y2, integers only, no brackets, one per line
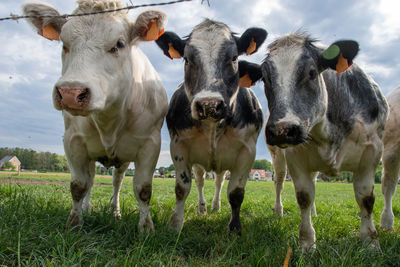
167,164,175,172
1,161,15,170
252,159,273,172
375,161,383,184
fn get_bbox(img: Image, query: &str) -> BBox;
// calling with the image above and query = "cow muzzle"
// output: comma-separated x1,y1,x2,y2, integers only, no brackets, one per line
193,98,226,121
54,84,91,113
265,121,307,147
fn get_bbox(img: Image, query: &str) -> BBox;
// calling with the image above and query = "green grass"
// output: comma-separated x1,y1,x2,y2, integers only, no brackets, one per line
0,173,399,266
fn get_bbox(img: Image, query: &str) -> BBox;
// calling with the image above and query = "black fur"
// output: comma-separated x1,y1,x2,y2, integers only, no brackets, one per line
238,60,262,84
235,27,267,55
155,31,186,59
231,87,263,131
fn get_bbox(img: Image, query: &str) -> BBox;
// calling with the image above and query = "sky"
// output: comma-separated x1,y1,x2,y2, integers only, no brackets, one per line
0,0,399,168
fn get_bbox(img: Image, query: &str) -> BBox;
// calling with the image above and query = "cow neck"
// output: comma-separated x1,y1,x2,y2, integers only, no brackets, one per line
91,103,125,158
201,119,226,169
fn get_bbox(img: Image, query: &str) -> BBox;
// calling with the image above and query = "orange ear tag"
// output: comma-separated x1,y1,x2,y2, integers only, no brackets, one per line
239,73,253,88
168,43,181,59
336,53,349,74
246,38,257,55
41,24,59,41
145,20,163,41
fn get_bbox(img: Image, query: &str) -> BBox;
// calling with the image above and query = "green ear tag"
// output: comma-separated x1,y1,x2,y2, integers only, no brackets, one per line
322,44,340,60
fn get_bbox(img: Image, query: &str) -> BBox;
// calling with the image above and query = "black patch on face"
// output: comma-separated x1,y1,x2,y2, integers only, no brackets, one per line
183,45,206,98
296,191,311,210
362,193,375,215
139,183,152,204
70,180,87,201
166,84,200,136
180,171,190,184
228,187,244,234
175,183,185,201
231,87,263,131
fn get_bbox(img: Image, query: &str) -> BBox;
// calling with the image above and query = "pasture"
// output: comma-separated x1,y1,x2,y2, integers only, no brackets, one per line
0,172,399,266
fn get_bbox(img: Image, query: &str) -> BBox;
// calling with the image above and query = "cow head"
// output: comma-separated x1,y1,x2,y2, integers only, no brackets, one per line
239,33,358,147
156,19,267,122
23,0,166,116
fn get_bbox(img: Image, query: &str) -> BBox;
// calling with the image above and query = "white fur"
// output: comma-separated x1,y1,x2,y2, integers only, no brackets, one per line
24,1,168,232
381,86,400,230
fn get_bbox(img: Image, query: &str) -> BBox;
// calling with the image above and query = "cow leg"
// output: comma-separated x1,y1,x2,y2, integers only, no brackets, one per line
134,139,161,233
67,163,95,229
311,174,317,217
110,162,129,219
380,144,400,230
82,186,93,213
212,171,225,212
269,145,286,216
193,164,207,215
169,159,192,231
353,146,380,249
287,159,317,252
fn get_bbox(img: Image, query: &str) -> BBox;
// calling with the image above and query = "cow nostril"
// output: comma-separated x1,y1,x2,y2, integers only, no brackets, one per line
216,101,224,113
77,88,90,102
286,125,299,138
55,87,62,101
196,101,204,117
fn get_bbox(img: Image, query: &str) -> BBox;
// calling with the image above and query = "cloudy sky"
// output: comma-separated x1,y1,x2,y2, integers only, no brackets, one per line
0,0,399,167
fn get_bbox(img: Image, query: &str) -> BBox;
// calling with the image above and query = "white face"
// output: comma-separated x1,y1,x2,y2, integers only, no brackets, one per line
54,14,133,115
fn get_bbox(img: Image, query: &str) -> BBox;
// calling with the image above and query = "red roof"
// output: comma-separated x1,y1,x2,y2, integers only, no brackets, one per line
250,169,266,178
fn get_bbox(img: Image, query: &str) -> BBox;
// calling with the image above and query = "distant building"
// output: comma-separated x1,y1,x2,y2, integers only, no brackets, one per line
249,169,272,181
0,155,21,170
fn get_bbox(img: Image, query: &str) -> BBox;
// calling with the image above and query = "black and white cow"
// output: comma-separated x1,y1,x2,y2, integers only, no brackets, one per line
23,0,168,232
380,86,400,230
240,33,388,251
155,19,267,233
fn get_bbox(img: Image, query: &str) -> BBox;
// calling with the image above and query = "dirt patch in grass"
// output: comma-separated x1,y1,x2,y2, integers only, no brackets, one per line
0,177,111,186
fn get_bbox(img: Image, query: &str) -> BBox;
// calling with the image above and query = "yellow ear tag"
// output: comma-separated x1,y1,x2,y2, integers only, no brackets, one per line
239,73,253,88
168,43,181,59
41,24,59,41
246,38,257,55
145,20,163,41
336,53,349,74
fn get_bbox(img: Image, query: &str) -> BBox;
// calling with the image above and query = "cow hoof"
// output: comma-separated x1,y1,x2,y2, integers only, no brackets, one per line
66,213,83,231
168,213,183,232
139,215,154,234
366,238,381,252
299,241,316,253
211,201,221,212
198,202,207,215
82,202,93,214
273,205,283,217
228,222,242,236
113,210,122,220
380,211,394,230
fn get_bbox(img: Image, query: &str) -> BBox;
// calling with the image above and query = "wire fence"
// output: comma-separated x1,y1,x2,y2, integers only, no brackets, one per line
0,0,193,22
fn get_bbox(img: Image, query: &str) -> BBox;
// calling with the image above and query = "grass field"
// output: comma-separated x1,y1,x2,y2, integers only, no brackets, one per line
0,172,399,266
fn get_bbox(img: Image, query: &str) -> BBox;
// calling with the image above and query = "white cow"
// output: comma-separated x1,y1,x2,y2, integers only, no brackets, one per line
23,0,168,232
381,86,400,230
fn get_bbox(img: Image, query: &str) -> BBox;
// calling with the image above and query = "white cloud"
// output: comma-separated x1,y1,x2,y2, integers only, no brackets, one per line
370,0,400,45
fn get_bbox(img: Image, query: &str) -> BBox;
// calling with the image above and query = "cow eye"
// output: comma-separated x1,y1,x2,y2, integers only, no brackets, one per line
232,55,238,62
116,39,125,49
109,39,126,54
184,57,189,65
309,69,317,80
63,45,69,54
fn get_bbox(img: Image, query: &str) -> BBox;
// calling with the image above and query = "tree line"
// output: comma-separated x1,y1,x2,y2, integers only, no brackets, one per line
0,147,69,172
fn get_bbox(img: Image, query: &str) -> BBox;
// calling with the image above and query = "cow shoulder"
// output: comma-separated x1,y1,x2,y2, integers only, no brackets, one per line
230,87,263,131
166,84,199,136
323,64,388,134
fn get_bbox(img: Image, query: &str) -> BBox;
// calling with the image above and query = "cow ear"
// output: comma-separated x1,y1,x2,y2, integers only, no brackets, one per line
132,10,167,42
155,31,186,59
319,40,359,74
236,28,267,56
238,60,262,88
23,2,66,41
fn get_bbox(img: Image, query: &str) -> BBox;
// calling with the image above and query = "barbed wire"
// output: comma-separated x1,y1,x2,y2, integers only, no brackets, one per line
0,0,193,22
